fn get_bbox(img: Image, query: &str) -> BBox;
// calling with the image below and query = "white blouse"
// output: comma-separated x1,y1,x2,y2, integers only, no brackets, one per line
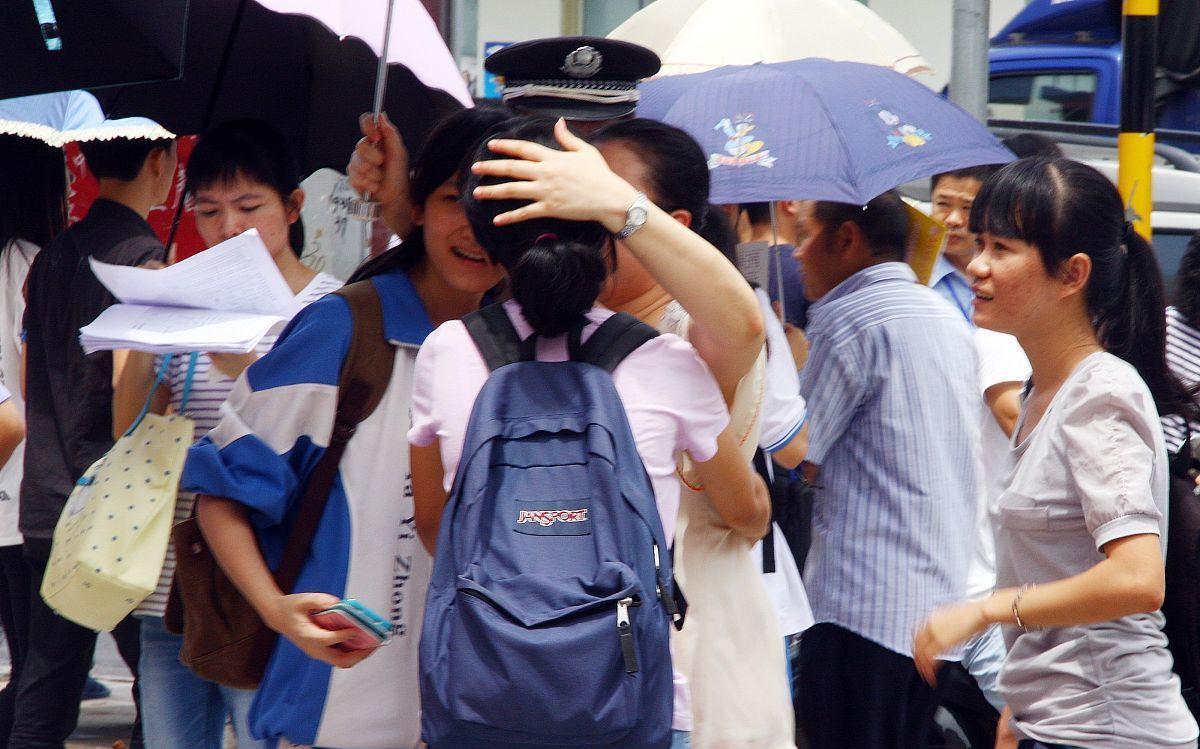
995,352,1197,749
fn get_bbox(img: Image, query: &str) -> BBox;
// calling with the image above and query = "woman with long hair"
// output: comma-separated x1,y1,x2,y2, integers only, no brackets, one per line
181,107,513,749
0,134,66,738
913,158,1200,749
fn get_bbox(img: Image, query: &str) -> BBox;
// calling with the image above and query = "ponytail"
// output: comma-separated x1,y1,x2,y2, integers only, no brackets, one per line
1102,227,1200,424
508,234,607,337
972,157,1200,423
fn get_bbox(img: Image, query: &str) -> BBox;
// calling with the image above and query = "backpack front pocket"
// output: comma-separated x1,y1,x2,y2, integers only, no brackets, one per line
446,571,644,743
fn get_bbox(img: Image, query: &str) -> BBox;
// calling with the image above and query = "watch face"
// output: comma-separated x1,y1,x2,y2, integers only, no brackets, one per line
629,206,649,225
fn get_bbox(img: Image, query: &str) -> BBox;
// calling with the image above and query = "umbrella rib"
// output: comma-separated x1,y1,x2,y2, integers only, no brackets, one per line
792,69,862,204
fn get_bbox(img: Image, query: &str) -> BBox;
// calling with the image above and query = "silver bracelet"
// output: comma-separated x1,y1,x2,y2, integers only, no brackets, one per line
1012,584,1036,632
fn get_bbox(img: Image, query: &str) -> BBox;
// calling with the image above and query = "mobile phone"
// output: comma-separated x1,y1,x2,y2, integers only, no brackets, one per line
311,599,392,651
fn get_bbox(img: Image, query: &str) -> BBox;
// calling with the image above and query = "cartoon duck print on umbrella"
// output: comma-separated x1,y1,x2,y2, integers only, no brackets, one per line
710,114,778,169
868,99,933,150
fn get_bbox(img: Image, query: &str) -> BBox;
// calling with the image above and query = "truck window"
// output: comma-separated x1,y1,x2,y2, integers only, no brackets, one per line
989,73,1098,122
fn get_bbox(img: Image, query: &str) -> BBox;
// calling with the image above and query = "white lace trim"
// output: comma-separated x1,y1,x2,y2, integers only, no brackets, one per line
502,84,640,105
0,119,175,147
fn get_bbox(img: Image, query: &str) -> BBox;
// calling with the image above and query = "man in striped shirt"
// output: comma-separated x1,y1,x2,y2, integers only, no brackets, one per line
793,192,980,748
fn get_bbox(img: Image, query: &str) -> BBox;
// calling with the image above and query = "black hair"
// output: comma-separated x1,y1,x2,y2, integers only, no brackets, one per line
185,119,305,257
812,191,909,260
79,136,174,181
464,118,611,337
348,105,516,283
931,163,1003,192
589,118,710,230
1001,132,1064,160
1176,231,1200,329
697,204,739,266
740,202,772,227
970,157,1200,423
0,135,67,249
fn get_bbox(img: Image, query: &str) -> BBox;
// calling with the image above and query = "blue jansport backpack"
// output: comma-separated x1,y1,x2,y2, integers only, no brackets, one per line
420,304,682,749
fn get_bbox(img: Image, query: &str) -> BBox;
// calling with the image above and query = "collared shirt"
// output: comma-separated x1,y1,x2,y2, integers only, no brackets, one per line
21,199,164,538
930,255,974,324
799,261,980,656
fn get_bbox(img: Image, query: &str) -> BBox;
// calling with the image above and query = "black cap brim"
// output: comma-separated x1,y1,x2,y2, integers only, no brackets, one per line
509,96,639,122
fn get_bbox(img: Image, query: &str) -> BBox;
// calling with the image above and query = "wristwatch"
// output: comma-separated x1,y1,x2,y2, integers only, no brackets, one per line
616,192,651,239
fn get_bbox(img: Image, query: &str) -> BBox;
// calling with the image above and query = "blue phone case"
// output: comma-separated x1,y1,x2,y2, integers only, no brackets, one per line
335,599,392,640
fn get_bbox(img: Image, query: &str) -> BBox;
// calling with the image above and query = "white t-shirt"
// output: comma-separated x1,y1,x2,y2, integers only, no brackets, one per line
0,239,39,546
996,352,1197,748
748,289,813,636
965,327,1030,599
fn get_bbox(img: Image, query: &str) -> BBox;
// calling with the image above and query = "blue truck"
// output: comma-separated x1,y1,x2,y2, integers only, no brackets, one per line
988,0,1200,133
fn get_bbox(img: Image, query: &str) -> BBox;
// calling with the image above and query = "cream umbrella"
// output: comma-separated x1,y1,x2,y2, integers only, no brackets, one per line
609,0,931,78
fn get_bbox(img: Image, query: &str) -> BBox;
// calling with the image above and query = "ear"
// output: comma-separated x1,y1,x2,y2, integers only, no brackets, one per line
145,148,169,179
1059,252,1092,297
669,208,692,229
285,188,305,223
833,220,863,259
410,202,424,228
780,200,802,218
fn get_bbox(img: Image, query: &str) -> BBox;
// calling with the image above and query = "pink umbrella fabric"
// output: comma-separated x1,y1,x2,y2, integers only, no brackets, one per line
256,0,472,106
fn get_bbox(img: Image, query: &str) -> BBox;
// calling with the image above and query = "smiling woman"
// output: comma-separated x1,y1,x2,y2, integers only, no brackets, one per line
914,158,1200,749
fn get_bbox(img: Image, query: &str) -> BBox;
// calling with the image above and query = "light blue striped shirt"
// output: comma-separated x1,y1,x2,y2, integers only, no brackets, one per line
799,262,980,656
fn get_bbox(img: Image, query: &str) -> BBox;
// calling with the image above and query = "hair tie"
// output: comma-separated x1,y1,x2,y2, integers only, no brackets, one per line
1120,221,1137,255
534,233,558,245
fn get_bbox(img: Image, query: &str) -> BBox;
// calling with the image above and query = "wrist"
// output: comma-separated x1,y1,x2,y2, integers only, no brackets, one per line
981,588,1018,626
601,186,643,236
259,594,289,634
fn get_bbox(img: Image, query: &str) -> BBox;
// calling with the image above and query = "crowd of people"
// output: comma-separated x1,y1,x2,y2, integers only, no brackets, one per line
3,34,1200,749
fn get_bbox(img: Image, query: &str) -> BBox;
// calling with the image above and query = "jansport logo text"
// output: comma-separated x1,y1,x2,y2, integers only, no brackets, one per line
517,509,590,527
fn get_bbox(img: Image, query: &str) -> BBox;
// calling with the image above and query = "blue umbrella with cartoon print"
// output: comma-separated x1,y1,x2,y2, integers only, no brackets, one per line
637,58,1014,205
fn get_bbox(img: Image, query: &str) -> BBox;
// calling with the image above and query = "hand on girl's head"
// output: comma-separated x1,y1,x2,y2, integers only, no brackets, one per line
470,119,638,231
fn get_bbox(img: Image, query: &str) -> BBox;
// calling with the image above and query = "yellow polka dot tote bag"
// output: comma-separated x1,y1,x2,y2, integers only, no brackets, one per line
41,354,197,632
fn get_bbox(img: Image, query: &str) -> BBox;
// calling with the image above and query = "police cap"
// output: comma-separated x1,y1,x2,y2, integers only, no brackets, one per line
485,36,661,121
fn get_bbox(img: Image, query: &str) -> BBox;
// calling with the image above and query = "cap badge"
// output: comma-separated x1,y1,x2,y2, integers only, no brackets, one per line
562,46,603,79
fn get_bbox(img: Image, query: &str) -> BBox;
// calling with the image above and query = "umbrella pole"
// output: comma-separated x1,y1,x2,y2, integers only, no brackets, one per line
352,0,399,230
166,0,251,253
769,201,787,322
372,0,398,116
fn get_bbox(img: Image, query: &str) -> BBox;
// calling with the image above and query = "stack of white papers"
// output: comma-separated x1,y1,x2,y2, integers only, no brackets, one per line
80,230,300,355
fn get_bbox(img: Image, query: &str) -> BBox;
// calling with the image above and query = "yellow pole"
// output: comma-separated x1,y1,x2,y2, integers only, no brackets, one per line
1118,0,1158,240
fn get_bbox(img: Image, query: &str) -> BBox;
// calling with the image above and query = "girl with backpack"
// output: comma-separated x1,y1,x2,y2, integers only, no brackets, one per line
409,118,769,749
912,158,1200,749
179,106,513,749
112,119,343,749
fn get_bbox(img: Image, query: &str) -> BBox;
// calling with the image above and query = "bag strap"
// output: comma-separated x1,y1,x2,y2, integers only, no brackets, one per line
125,353,175,437
272,280,396,596
178,352,200,413
575,312,659,373
463,303,527,371
752,449,777,574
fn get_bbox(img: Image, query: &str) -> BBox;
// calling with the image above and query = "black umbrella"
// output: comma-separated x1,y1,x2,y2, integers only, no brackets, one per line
0,0,189,99
91,0,463,177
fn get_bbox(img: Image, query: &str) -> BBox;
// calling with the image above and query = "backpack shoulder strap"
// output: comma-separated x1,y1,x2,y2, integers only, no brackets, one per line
577,312,660,373
273,280,395,595
464,303,528,371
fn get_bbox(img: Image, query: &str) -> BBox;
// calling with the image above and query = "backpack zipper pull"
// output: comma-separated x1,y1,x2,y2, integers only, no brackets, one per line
617,597,638,674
